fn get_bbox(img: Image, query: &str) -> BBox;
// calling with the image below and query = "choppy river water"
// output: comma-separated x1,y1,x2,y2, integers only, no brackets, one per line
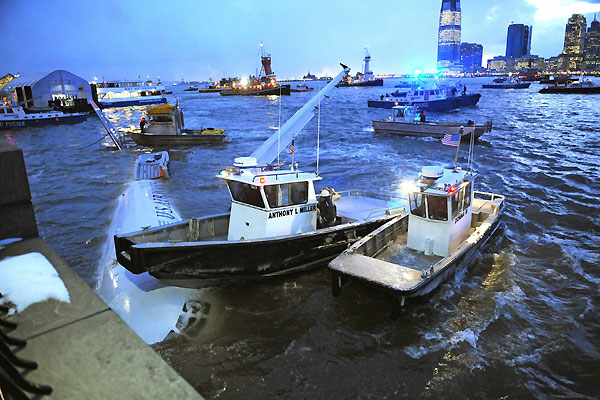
4,77,600,399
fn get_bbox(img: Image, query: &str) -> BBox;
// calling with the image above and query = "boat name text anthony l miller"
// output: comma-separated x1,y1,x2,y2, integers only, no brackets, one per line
268,204,317,219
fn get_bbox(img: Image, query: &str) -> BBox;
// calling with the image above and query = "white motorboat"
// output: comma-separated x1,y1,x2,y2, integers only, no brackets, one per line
330,163,505,318
372,106,492,140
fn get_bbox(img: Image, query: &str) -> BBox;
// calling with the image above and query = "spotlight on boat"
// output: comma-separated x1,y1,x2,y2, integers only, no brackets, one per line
400,180,416,193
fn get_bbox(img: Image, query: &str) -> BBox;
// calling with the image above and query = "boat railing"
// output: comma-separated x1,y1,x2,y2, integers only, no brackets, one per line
251,170,315,183
474,190,504,202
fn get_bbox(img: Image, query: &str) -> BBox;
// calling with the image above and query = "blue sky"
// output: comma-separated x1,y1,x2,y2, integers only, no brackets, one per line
1,0,599,81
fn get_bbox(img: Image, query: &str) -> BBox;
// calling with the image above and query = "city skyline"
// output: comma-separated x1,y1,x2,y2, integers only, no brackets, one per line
1,0,600,80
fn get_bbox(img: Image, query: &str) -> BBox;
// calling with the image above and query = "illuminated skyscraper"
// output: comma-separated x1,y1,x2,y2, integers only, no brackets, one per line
460,43,483,73
584,15,600,71
562,14,587,71
506,23,532,59
437,0,461,74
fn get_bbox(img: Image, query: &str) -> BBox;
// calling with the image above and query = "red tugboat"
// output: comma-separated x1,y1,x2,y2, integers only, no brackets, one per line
220,43,291,96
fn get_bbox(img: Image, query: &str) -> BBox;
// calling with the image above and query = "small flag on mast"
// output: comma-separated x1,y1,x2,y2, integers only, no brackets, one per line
441,133,460,147
289,139,295,154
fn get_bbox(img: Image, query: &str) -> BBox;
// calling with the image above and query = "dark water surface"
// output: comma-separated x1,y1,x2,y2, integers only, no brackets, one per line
4,77,600,399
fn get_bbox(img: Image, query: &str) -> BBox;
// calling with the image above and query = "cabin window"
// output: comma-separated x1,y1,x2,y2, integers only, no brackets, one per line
463,182,472,209
226,181,265,208
264,182,308,208
427,195,448,221
152,115,172,123
5,108,13,113
409,193,426,218
451,187,465,218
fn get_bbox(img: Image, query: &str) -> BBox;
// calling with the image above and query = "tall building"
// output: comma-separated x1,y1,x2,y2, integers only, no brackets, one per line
562,14,587,71
584,15,600,71
460,43,483,73
437,0,461,75
506,23,532,58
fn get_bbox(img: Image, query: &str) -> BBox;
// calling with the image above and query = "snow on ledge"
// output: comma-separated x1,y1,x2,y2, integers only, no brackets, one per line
0,237,22,251
0,252,70,313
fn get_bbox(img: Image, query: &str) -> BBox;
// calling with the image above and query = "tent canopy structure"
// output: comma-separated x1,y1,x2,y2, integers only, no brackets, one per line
3,70,92,108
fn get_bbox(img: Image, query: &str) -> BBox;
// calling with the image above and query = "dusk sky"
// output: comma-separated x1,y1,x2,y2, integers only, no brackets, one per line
2,0,600,81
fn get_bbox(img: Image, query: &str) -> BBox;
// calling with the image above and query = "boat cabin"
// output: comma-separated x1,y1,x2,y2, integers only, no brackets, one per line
218,157,321,241
391,106,419,122
144,104,182,135
405,166,474,257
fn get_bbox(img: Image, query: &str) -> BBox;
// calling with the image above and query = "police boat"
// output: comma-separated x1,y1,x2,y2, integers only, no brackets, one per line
329,162,505,318
114,65,407,288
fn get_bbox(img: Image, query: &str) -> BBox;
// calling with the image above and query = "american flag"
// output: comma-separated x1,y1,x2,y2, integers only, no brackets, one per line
441,133,460,147
289,139,295,154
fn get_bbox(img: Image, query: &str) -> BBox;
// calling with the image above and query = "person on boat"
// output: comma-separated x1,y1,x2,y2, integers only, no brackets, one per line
140,117,147,133
467,120,474,126
317,189,337,228
462,85,467,95
419,110,426,122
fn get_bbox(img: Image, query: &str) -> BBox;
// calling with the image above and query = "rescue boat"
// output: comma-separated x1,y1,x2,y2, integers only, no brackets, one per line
114,64,407,287
329,163,504,318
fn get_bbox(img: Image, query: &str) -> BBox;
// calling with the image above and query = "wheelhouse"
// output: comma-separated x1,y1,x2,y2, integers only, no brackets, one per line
218,157,321,240
405,166,475,257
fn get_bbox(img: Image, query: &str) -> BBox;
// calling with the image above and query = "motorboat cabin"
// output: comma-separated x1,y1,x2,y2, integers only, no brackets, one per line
406,166,474,257
219,156,322,241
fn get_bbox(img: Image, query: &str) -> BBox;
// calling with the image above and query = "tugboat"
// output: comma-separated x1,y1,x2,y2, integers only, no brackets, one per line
337,47,384,87
114,65,407,287
368,83,481,110
126,103,227,146
220,43,291,96
329,138,505,318
0,103,88,129
372,106,492,140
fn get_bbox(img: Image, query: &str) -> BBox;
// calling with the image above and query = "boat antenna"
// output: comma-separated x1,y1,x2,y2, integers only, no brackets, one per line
278,85,281,165
453,127,462,169
291,135,295,168
467,126,475,172
316,84,321,175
